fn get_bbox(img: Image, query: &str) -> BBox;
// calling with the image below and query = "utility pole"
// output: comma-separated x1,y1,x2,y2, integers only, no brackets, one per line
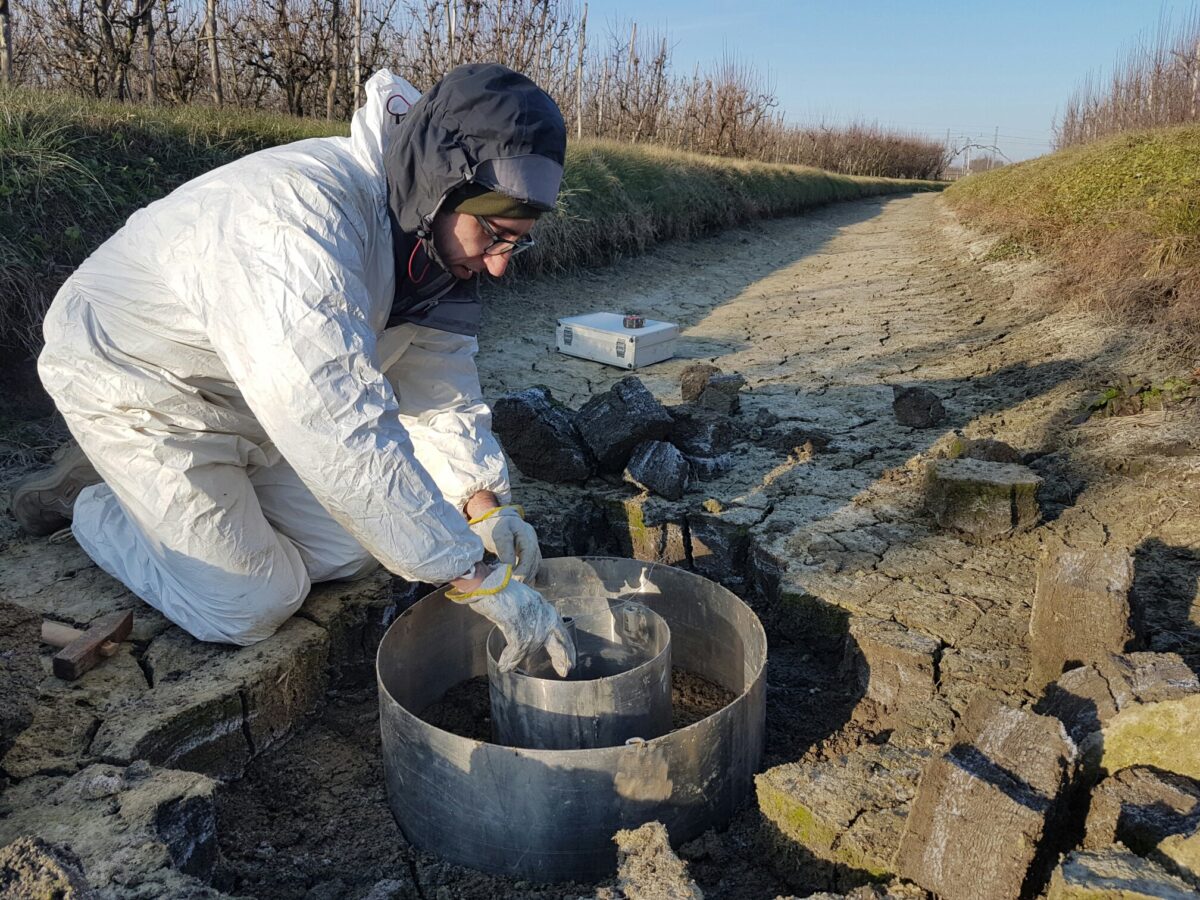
1193,38,1199,121
575,3,587,141
0,0,10,84
352,0,362,109
205,0,222,106
598,60,608,134
991,126,998,170
142,0,157,103
326,0,340,119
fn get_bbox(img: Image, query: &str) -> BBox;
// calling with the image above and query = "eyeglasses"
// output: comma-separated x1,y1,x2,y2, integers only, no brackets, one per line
476,216,536,258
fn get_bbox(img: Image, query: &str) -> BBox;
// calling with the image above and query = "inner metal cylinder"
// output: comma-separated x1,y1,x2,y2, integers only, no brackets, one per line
487,598,672,750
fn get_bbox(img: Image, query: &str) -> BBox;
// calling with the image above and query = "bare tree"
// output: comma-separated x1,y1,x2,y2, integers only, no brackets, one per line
10,0,948,179
223,0,323,115
151,0,201,103
1057,9,1200,148
27,0,149,98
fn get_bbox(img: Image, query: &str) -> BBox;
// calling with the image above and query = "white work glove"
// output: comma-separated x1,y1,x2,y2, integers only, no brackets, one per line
447,564,575,676
468,505,543,582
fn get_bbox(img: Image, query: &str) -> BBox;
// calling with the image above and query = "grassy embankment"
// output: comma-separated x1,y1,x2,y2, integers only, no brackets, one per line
946,125,1200,358
1,86,943,359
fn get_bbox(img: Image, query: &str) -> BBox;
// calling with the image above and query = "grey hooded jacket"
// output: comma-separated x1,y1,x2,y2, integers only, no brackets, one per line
384,63,567,336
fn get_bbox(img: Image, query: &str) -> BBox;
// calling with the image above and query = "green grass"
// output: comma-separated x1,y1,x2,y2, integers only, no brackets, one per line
524,140,942,277
946,124,1200,355
1,85,942,360
1,87,340,355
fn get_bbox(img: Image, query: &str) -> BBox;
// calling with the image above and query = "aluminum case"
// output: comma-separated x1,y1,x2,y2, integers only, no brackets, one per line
556,312,680,370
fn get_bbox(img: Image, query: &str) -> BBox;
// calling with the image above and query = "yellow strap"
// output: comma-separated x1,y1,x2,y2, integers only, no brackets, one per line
466,504,525,527
445,564,512,603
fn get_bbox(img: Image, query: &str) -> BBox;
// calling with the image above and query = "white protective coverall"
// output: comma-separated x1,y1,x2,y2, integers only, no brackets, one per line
37,72,510,645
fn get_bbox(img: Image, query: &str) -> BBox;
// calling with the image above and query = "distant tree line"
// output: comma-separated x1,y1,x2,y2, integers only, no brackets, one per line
0,0,948,179
1057,11,1200,149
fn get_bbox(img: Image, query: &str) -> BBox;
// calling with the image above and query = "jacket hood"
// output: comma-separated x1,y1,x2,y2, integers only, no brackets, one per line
384,63,567,239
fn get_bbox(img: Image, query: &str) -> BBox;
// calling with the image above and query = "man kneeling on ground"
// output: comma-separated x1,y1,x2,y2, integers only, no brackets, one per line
13,64,575,677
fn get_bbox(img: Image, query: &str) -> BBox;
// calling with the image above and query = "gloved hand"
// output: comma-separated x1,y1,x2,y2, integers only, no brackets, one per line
468,505,542,582
447,564,575,676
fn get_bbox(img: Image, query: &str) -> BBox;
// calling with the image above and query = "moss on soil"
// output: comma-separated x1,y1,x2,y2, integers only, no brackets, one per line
755,772,892,880
1098,694,1200,781
1076,375,1198,420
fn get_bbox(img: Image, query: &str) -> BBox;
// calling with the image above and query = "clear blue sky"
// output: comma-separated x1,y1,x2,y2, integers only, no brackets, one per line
581,0,1199,160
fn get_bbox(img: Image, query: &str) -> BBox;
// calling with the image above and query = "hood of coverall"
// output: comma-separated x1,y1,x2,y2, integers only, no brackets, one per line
384,63,567,256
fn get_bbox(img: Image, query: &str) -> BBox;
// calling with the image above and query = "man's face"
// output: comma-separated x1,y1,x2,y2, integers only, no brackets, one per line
431,212,536,281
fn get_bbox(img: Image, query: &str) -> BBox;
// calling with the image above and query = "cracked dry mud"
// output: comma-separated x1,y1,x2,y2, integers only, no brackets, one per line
5,192,1200,899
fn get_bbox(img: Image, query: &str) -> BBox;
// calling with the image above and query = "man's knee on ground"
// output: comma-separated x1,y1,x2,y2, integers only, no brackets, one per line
199,590,307,646
215,550,378,644
165,567,311,647
305,546,379,584
325,553,380,583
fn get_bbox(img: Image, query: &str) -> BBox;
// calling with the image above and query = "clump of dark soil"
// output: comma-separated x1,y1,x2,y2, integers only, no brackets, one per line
418,668,737,742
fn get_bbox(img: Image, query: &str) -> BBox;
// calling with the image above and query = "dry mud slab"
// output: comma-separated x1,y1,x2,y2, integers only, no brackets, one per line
3,192,1200,897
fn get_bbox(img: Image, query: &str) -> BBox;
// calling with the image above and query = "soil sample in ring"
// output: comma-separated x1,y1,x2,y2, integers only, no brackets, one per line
418,676,493,742
671,667,737,729
420,668,735,740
